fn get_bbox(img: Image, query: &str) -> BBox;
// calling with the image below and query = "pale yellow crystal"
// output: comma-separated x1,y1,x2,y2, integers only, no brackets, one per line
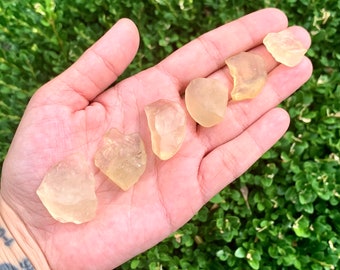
225,52,267,101
36,154,97,224
263,29,307,67
185,78,228,127
94,128,147,191
145,99,186,160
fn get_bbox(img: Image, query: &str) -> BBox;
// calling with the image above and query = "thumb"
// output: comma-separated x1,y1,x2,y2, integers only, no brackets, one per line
33,18,140,109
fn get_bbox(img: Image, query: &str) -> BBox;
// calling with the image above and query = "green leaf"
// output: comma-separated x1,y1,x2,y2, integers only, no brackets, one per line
216,249,229,261
293,215,311,238
209,193,225,204
298,189,317,204
234,247,246,258
246,249,261,270
130,259,140,269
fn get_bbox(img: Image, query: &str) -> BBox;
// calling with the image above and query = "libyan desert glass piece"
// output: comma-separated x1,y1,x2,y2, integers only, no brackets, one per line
185,78,228,127
145,99,186,160
263,29,307,67
36,154,97,224
94,128,147,191
225,52,267,101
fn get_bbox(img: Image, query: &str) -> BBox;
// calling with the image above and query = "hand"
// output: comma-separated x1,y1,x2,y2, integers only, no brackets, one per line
0,8,312,270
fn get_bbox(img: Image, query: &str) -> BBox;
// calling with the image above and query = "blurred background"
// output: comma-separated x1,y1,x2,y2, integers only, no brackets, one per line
0,1,339,269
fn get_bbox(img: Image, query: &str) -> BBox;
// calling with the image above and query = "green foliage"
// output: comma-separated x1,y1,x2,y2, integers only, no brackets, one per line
1,0,339,269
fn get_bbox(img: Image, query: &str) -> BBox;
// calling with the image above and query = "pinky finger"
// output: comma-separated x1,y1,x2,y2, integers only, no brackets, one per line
198,107,290,202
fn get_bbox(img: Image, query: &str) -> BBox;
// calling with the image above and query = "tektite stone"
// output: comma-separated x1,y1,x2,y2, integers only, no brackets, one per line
36,154,97,224
94,128,147,191
145,99,186,160
263,29,307,67
225,52,267,101
185,78,228,127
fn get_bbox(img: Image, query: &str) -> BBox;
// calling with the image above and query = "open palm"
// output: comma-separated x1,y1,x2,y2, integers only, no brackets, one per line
0,8,312,270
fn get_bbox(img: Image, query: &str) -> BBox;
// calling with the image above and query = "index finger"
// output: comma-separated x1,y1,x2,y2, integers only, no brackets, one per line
155,8,289,91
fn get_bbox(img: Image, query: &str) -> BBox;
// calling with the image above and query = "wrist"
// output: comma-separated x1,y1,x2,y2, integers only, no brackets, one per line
0,196,50,270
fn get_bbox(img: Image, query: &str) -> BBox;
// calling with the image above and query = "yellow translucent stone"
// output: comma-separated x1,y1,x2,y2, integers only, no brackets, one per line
225,52,267,101
263,29,307,67
94,128,147,191
145,99,186,160
185,78,228,127
36,154,97,224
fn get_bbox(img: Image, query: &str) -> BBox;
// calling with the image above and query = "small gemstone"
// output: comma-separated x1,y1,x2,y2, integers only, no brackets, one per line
36,154,97,224
145,99,186,160
263,29,307,67
94,128,147,191
225,52,267,101
185,78,228,127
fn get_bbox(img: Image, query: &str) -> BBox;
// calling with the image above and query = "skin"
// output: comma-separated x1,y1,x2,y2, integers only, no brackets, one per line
0,8,312,270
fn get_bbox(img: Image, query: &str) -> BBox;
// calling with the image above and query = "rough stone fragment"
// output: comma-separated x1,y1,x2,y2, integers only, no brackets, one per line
263,29,307,67
36,154,97,224
185,78,228,127
225,52,267,101
94,128,146,191
145,99,186,160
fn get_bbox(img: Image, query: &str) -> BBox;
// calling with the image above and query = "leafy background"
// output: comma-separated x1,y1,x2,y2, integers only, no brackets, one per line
0,0,339,269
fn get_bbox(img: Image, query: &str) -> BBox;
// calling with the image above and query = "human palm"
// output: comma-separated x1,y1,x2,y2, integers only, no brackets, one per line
0,9,312,270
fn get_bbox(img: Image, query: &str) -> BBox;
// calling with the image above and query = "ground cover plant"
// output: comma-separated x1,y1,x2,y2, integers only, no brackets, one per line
1,0,339,269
